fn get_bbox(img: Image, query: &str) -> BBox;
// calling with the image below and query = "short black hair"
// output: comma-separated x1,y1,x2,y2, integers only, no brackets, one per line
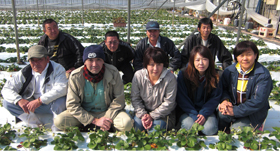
233,41,259,62
42,19,58,30
198,18,213,29
143,47,169,68
105,31,119,40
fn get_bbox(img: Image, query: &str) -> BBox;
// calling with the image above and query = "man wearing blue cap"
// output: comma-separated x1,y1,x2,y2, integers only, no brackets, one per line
133,21,181,72
54,45,133,132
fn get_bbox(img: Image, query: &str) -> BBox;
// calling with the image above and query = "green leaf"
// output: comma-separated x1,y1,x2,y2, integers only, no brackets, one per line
144,144,151,150
209,144,215,149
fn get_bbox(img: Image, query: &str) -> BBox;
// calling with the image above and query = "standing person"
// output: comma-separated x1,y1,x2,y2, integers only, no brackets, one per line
131,47,177,132
100,31,135,84
218,41,272,131
177,45,221,135
54,45,133,132
2,45,68,131
38,18,84,78
133,21,181,72
181,18,232,69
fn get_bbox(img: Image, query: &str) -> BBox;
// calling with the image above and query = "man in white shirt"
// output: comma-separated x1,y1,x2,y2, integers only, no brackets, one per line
2,45,68,131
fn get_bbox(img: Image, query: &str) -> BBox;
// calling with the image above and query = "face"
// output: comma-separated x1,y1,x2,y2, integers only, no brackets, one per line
146,30,160,43
84,58,104,74
29,57,50,74
198,23,212,40
43,21,59,40
105,36,119,52
236,48,257,71
194,53,209,75
147,59,164,79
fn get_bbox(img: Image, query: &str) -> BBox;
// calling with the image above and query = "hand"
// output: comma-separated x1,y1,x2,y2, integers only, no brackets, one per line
170,70,174,74
222,106,234,116
195,114,206,125
66,67,75,73
17,99,30,114
92,117,113,131
218,100,232,114
141,114,153,130
26,98,42,113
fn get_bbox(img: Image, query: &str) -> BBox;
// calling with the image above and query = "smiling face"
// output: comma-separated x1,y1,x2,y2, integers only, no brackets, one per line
43,21,59,40
147,58,164,80
236,48,257,71
29,57,50,74
146,30,160,44
194,52,209,75
105,36,119,52
84,58,104,74
198,23,212,40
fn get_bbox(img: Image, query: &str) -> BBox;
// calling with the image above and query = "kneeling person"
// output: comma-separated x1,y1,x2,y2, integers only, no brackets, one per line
2,45,68,130
54,45,133,132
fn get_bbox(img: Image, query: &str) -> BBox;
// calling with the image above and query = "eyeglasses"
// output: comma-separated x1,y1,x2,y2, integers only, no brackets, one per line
106,41,119,45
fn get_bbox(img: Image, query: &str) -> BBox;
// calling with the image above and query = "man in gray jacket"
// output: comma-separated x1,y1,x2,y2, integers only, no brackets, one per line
2,45,68,131
54,45,133,132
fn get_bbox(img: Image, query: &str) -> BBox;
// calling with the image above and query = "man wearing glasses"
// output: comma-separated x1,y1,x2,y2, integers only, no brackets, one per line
100,31,135,84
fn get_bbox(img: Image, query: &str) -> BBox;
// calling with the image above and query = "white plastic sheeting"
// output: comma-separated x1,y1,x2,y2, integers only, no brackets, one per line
205,0,239,15
246,8,278,28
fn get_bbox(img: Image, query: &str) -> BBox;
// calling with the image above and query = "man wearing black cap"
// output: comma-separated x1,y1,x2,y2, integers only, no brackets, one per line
54,45,133,132
2,45,68,131
133,21,181,72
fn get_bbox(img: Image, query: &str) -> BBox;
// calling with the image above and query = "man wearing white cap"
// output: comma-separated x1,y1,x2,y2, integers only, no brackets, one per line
2,45,68,130
54,45,133,132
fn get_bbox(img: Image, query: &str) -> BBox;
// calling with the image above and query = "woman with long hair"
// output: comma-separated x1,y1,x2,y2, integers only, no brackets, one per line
176,45,222,135
131,47,177,132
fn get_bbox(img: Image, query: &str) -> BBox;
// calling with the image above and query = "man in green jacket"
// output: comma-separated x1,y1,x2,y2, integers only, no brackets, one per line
54,45,133,132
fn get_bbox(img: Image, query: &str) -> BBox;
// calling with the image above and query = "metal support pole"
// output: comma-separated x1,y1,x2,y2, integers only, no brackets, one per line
217,0,221,24
142,0,168,26
172,0,175,26
236,0,246,43
12,0,22,64
178,0,228,49
82,0,84,25
127,0,131,43
244,0,250,22
37,0,39,26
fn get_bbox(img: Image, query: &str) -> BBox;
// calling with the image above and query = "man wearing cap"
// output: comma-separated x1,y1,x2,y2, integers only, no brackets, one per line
54,45,133,132
133,21,181,72
38,18,84,78
2,45,68,130
181,18,232,69
100,31,135,84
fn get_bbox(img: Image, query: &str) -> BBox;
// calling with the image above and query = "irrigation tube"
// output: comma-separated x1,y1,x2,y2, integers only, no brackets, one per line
177,0,229,50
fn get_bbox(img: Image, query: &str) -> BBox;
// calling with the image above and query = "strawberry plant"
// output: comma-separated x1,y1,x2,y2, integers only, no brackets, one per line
269,127,280,149
237,126,276,150
0,123,16,146
6,64,21,72
176,123,207,150
18,127,47,150
87,129,119,150
1,146,17,150
209,131,237,150
51,127,85,150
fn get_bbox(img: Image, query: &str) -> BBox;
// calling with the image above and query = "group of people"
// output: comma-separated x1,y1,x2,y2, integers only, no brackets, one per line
2,17,272,135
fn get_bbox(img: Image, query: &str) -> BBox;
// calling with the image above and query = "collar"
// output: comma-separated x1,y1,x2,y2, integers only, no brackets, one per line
32,63,49,76
235,62,255,75
144,67,168,85
147,36,161,48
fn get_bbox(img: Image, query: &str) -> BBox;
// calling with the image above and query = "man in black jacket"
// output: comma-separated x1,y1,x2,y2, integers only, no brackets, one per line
181,18,232,69
38,19,84,78
133,21,181,72
100,31,135,84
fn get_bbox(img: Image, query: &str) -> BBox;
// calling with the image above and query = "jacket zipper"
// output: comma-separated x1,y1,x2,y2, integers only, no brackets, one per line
254,85,258,99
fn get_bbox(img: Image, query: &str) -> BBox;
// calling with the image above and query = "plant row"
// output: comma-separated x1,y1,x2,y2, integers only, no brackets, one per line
1,122,280,150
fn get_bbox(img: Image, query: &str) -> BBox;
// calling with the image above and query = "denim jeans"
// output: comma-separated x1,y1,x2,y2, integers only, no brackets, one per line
218,111,251,130
179,113,218,135
134,116,166,132
3,96,66,117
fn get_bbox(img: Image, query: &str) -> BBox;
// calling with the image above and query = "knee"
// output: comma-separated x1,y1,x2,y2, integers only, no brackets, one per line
114,112,134,132
179,115,194,130
51,97,66,114
202,123,218,135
